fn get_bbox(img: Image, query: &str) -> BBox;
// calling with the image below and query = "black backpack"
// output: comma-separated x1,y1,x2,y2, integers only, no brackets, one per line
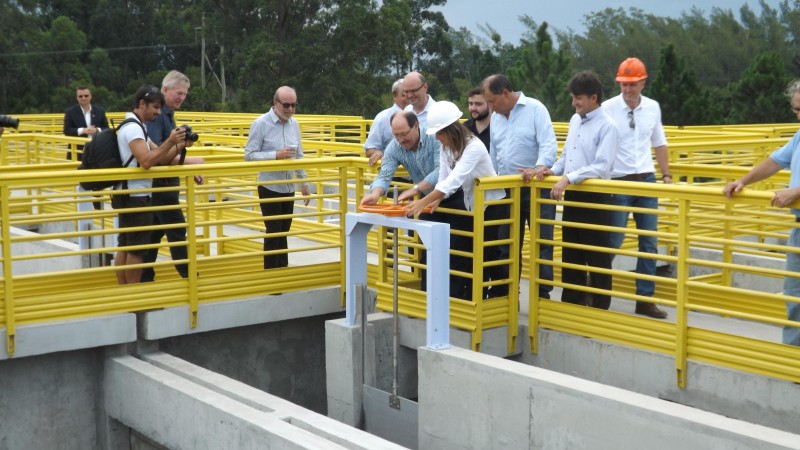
77,118,146,191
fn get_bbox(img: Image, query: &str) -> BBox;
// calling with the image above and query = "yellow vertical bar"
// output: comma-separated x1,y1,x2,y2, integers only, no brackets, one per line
1,185,16,355
473,186,485,352
185,178,199,328
675,198,690,388
339,165,348,307
529,184,540,354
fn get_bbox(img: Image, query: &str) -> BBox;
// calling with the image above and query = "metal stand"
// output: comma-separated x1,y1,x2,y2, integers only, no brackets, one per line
345,205,450,449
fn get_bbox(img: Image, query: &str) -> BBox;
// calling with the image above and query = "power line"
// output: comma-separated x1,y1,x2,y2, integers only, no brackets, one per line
0,43,196,58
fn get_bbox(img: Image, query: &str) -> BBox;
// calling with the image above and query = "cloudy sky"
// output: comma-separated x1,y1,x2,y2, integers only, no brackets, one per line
435,0,785,44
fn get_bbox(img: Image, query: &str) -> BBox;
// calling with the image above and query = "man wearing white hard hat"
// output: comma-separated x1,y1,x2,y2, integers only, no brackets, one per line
403,101,506,301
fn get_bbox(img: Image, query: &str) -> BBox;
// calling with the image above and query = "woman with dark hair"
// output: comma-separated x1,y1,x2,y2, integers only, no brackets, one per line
401,101,506,300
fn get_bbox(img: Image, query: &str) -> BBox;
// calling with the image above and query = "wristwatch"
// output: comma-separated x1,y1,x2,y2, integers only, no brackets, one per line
413,184,420,193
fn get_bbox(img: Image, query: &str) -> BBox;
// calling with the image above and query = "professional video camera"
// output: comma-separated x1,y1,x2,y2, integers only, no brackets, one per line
0,115,20,129
178,124,199,142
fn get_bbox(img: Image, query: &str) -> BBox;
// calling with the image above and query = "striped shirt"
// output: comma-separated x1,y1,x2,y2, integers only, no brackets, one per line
370,129,441,194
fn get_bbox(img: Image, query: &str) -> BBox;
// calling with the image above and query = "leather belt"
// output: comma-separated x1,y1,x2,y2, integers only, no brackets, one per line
612,172,653,181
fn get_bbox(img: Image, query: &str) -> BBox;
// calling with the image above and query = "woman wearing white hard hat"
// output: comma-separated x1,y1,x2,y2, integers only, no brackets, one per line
401,101,506,300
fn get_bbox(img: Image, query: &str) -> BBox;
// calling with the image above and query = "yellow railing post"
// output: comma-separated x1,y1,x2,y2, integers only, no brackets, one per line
185,178,199,328
473,189,485,352
1,185,15,355
675,198,690,388
529,185,540,354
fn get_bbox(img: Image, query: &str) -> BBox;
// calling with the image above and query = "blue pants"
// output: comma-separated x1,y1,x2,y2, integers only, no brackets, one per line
609,174,658,297
783,228,800,346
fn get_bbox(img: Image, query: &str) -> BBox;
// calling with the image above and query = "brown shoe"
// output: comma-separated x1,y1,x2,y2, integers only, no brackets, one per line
635,301,667,319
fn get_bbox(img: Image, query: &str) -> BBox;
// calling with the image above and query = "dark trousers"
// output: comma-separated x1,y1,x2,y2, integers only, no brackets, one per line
140,187,188,282
418,190,472,300
258,185,295,269
419,190,505,301
494,187,554,298
560,191,613,309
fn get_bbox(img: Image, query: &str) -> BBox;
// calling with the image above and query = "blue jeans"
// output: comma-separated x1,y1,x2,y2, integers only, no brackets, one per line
783,228,800,346
609,174,658,297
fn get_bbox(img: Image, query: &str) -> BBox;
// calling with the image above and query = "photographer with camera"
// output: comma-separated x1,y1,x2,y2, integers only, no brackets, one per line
141,70,205,282
0,114,21,138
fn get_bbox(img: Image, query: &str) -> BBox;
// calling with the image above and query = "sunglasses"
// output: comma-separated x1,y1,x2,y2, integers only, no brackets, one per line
627,110,635,129
77,94,90,98
278,102,298,109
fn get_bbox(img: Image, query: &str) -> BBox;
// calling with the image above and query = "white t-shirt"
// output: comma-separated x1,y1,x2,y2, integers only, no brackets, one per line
116,112,153,195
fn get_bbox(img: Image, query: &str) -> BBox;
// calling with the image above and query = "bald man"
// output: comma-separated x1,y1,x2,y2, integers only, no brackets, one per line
245,86,310,269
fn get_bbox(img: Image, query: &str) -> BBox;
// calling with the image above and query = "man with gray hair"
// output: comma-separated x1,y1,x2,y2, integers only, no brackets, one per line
364,78,409,166
141,70,204,282
723,78,800,346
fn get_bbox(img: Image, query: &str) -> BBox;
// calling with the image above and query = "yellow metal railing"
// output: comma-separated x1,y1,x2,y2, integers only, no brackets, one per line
2,115,800,387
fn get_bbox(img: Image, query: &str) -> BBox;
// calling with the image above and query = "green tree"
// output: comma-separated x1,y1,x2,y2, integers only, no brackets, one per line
507,22,573,121
727,51,793,124
649,43,713,126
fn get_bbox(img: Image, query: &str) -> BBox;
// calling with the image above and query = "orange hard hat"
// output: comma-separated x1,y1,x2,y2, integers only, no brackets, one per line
616,57,648,82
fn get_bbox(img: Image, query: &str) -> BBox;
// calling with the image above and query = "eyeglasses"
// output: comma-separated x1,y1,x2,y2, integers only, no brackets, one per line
627,110,635,129
77,95,90,98
403,84,425,95
393,127,415,139
278,102,297,109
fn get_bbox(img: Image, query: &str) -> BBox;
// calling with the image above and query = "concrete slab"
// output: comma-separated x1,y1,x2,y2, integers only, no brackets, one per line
139,287,343,340
0,313,136,360
419,346,800,450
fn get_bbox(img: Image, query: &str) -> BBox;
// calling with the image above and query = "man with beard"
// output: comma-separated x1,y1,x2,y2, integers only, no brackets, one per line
464,87,491,151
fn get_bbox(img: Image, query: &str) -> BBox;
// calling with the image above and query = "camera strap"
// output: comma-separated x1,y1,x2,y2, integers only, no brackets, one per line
178,144,187,165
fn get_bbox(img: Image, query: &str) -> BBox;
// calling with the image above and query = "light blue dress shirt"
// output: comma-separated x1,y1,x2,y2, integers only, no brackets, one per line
489,92,558,175
363,104,402,153
244,108,308,194
770,129,800,217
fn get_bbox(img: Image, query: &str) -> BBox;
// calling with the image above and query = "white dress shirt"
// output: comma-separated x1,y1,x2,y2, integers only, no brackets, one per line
603,93,668,177
552,106,618,184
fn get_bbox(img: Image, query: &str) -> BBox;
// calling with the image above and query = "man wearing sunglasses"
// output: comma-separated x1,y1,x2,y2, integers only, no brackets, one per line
63,87,109,161
602,57,672,319
245,86,310,270
403,71,437,128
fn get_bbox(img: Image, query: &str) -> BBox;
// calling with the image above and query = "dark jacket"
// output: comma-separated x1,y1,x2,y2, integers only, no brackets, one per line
63,104,109,137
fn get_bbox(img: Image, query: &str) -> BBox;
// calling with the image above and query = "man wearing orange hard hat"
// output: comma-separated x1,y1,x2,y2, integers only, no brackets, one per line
603,57,673,319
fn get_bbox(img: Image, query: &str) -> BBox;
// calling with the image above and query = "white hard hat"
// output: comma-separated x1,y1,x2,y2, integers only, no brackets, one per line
426,101,463,135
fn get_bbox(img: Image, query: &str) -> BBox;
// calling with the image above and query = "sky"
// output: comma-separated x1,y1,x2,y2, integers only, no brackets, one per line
435,0,786,44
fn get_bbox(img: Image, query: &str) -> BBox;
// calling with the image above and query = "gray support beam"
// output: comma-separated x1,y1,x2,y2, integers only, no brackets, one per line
104,353,405,450
418,346,800,450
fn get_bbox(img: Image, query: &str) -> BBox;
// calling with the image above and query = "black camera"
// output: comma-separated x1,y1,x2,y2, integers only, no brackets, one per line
179,124,199,142
0,115,20,129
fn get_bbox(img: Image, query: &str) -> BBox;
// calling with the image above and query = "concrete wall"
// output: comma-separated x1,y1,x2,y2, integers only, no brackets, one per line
160,312,340,415
0,348,104,450
418,346,800,450
518,326,800,436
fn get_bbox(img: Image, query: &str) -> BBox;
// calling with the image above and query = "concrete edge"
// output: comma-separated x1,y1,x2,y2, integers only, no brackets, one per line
133,352,406,450
421,346,800,448
139,287,344,340
0,313,136,360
